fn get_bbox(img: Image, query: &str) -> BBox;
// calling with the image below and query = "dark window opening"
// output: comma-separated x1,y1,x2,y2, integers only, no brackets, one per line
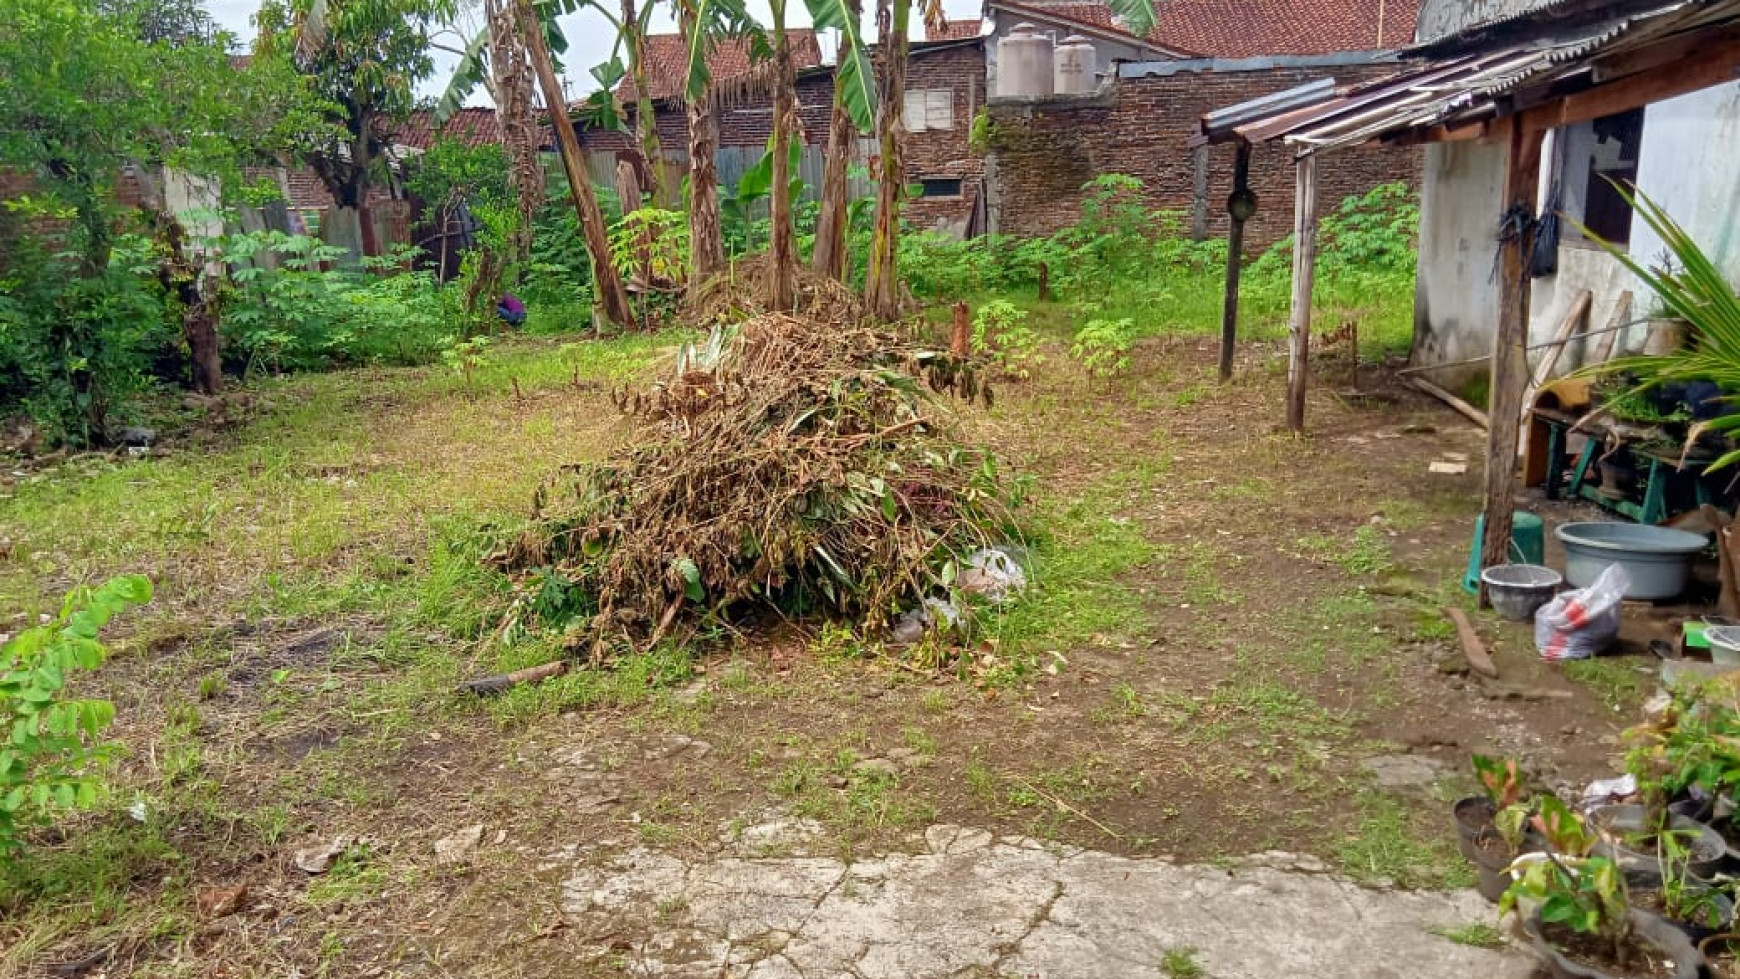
1558,108,1645,248
919,177,963,198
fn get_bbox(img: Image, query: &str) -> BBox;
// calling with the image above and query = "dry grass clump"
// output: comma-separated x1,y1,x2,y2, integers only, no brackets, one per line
492,311,1019,654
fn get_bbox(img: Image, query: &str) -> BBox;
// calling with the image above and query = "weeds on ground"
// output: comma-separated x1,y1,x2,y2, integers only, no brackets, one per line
1430,922,1506,948
1161,946,1207,978
1336,791,1474,890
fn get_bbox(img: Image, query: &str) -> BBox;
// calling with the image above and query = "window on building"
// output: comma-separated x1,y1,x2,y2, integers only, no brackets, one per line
918,177,963,198
903,89,955,132
1556,108,1645,248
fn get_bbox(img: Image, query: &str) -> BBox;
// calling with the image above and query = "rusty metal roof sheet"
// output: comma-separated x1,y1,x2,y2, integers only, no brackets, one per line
1191,0,1740,154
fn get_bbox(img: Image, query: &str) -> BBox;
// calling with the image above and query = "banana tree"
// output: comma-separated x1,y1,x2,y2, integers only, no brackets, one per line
862,0,915,319
672,0,763,278
514,0,637,329
811,0,862,281
762,0,877,307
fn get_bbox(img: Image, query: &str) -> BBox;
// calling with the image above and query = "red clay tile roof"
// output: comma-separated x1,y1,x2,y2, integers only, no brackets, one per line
925,18,984,42
391,107,504,150
996,0,1420,57
617,31,824,103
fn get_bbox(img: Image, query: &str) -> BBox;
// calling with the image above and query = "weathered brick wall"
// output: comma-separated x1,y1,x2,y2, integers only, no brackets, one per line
902,43,986,232
986,64,1422,247
582,73,839,155
579,47,986,233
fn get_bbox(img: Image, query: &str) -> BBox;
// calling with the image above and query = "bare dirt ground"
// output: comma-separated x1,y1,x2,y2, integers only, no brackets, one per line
0,330,1660,977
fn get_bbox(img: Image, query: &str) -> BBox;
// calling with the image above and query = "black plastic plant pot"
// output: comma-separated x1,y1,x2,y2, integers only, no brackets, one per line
1590,804,1727,880
1455,796,1497,862
1523,908,1702,979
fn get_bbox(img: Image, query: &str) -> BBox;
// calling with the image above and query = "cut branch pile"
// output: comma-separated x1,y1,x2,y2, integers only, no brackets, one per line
491,312,1018,655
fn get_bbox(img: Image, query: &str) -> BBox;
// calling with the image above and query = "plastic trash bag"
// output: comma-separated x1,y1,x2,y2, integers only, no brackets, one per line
956,548,1027,605
1535,563,1631,661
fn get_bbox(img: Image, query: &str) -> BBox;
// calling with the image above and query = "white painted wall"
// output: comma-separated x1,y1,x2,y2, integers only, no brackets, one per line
1412,139,1504,386
1411,80,1740,391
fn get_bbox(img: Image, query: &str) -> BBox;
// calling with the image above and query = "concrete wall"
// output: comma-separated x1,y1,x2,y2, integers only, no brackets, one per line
1411,80,1740,390
1412,139,1504,385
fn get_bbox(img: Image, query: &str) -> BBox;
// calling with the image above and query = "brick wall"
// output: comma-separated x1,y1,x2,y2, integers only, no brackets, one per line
986,64,1421,247
902,43,986,232
579,45,987,233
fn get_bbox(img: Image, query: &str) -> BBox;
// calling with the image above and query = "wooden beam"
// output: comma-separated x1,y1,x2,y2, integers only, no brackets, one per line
1218,143,1253,382
1590,22,1740,86
1524,36,1740,134
1479,115,1545,607
1286,154,1319,433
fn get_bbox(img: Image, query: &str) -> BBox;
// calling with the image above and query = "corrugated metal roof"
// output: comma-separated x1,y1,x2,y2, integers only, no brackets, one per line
1191,0,1740,154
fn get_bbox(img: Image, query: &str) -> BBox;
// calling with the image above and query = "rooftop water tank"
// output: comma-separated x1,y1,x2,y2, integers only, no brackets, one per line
998,23,1054,98
1053,34,1096,95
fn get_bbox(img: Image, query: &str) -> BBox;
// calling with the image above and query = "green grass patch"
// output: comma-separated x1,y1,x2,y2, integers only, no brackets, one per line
1336,791,1475,890
1430,922,1506,949
1563,658,1653,712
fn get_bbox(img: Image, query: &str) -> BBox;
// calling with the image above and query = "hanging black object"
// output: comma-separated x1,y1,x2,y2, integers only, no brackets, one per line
1531,182,1562,278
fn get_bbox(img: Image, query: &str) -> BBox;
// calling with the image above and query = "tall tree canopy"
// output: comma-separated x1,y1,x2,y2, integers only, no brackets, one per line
256,0,457,253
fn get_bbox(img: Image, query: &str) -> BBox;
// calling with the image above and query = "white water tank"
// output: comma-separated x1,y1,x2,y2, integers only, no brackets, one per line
998,23,1054,97
1053,35,1096,95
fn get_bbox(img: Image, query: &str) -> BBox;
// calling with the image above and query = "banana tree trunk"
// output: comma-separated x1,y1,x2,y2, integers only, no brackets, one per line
516,0,636,331
864,0,909,320
679,5,725,278
769,11,797,311
486,0,543,261
812,0,861,281
686,103,725,278
620,0,662,204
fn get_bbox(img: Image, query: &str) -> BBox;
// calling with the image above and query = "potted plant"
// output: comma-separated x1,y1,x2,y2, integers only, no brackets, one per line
1602,693,1732,878
1456,756,1540,902
1627,830,1735,943
1502,851,1702,979
1701,934,1740,979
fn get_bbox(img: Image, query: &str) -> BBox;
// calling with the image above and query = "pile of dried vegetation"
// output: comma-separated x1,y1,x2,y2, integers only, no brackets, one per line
490,308,1023,657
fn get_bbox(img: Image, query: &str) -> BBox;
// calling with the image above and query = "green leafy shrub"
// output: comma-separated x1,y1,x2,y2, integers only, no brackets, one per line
221,230,449,372
1071,318,1137,378
1,574,152,854
971,300,1045,378
0,230,174,446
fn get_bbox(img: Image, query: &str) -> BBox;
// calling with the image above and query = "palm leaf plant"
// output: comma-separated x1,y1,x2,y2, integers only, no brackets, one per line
1580,185,1740,468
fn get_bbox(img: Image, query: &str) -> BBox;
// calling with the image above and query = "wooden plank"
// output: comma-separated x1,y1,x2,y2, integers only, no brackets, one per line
1523,35,1740,134
1218,143,1253,382
1409,376,1489,429
1286,154,1319,433
1446,607,1500,679
1520,290,1592,481
1588,291,1633,367
1480,115,1544,608
1530,290,1593,390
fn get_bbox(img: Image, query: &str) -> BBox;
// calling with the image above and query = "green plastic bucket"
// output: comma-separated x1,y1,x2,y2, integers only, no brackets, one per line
1462,512,1546,594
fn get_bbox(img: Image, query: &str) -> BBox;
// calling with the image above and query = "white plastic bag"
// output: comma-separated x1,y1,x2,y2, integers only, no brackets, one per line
1534,563,1631,661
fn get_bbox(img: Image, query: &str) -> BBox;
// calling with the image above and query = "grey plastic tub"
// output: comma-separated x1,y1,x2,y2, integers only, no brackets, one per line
1555,522,1709,600
1480,564,1562,621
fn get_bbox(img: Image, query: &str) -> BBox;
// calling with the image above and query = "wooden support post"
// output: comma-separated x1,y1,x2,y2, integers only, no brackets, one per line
1218,143,1253,382
1479,116,1545,607
1191,145,1210,241
1286,154,1319,433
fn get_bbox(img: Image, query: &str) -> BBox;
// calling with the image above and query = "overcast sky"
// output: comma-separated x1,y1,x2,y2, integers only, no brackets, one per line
207,0,986,106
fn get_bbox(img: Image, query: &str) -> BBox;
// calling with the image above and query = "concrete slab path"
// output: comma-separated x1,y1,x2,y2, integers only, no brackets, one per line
556,822,1538,978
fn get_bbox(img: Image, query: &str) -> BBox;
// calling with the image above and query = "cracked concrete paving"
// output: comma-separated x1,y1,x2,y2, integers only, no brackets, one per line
557,823,1535,978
